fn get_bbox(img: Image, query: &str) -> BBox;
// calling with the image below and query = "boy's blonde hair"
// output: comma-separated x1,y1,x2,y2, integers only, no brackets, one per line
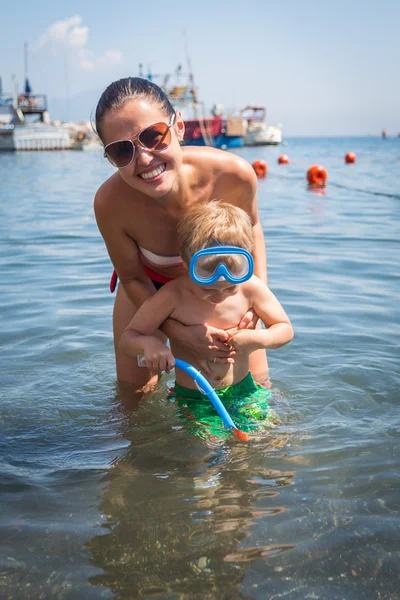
178,200,254,264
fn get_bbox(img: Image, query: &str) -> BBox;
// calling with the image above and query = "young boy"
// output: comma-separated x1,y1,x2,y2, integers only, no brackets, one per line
120,201,293,437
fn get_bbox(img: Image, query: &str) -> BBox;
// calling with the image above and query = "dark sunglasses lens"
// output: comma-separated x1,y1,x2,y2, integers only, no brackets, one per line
106,141,134,167
139,122,171,150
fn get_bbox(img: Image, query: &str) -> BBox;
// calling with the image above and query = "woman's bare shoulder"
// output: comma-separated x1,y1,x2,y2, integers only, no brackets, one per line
95,172,125,200
183,147,257,202
183,146,254,177
94,173,129,217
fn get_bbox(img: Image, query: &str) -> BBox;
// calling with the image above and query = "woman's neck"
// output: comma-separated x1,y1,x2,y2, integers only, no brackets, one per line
156,165,193,218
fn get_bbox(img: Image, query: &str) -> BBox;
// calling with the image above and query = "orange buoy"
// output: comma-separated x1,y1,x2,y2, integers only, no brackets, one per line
278,154,289,164
252,159,268,179
307,165,327,186
345,152,356,164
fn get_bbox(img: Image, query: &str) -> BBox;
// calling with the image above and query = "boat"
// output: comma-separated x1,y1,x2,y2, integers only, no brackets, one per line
174,88,245,149
142,62,281,149
143,64,245,149
182,115,244,149
0,44,71,151
239,106,283,146
69,138,103,152
64,121,103,151
0,80,71,151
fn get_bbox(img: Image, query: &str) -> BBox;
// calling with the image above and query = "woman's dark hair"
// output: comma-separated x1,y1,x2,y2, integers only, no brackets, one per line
94,77,175,141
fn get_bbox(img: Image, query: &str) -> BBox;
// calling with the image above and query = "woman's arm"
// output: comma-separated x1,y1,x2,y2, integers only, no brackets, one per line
233,160,268,325
160,317,233,358
216,152,267,283
252,221,267,285
94,186,158,305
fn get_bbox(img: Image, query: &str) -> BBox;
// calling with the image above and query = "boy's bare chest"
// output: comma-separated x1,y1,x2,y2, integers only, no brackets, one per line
173,292,251,329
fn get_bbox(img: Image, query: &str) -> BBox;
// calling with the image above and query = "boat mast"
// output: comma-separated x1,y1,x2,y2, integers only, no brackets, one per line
23,42,32,97
24,43,28,81
183,30,197,119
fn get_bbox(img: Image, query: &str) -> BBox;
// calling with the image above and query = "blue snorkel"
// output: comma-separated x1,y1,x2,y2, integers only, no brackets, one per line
174,358,248,441
137,356,248,441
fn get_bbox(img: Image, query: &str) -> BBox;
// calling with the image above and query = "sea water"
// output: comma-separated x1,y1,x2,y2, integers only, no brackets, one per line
0,137,399,599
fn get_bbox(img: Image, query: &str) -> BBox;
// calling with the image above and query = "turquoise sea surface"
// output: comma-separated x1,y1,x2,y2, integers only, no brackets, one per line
0,138,399,599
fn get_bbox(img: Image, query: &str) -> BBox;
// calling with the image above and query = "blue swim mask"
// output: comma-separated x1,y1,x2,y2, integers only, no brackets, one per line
189,246,254,286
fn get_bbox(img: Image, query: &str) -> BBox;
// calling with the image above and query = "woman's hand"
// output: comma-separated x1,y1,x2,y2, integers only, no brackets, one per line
238,308,259,330
177,323,237,362
224,308,260,340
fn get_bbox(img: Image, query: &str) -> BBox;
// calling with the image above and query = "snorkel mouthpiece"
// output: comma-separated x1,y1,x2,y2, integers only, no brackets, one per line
233,428,249,441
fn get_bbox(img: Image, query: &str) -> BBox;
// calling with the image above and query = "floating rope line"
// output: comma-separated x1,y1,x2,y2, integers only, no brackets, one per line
328,181,400,200
267,171,400,200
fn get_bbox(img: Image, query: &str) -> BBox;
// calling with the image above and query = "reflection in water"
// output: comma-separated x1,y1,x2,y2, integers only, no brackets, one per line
307,183,327,196
86,382,295,598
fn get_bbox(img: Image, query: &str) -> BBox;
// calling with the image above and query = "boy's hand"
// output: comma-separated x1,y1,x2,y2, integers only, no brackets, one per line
238,308,259,330
178,324,237,361
143,339,175,375
226,329,261,355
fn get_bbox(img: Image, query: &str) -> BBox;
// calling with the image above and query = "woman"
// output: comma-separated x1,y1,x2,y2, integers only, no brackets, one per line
94,77,268,387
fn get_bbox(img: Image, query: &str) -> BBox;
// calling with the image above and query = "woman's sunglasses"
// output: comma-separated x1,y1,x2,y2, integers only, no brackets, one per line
103,113,176,169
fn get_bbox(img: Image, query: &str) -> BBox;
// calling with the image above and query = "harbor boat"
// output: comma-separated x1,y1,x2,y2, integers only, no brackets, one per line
65,121,103,151
182,115,244,149
143,64,245,149
0,82,70,151
174,88,245,149
239,106,283,146
142,63,281,149
0,44,71,151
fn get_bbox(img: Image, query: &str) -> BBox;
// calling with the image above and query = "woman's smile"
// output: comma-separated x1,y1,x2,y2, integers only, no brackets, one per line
137,163,167,182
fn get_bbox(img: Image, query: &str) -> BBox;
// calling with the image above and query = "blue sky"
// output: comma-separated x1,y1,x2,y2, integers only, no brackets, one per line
1,0,399,136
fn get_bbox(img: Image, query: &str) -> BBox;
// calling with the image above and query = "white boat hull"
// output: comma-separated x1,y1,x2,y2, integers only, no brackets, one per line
0,125,71,151
13,125,71,150
244,124,283,146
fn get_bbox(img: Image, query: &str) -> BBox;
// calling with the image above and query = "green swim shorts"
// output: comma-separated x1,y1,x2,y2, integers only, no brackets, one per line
168,372,278,442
